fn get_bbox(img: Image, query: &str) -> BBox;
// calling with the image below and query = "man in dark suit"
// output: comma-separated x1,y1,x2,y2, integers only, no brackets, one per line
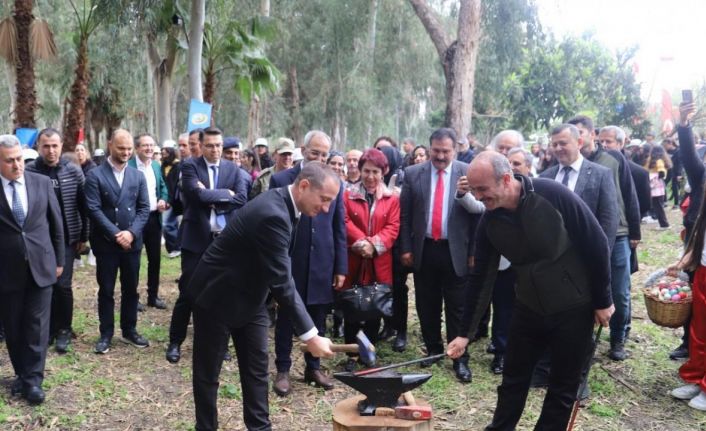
269,130,347,396
166,127,248,363
399,127,479,382
188,161,336,431
0,134,64,405
26,128,88,354
128,133,169,310
85,129,151,354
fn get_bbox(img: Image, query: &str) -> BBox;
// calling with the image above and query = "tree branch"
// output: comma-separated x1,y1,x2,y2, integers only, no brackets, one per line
408,0,451,60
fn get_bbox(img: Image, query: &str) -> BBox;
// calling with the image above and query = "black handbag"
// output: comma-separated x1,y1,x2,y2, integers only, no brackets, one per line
336,259,393,322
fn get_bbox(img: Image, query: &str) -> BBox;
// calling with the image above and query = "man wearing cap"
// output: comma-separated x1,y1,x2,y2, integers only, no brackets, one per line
128,133,169,310
255,137,273,169
251,138,295,199
222,136,242,166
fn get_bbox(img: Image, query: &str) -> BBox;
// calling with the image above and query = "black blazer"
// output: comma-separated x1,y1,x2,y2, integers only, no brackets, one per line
179,157,248,254
188,187,315,333
84,161,150,253
540,159,618,249
0,172,64,291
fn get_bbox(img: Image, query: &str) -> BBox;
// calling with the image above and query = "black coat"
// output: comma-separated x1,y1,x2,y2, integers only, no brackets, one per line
188,186,315,333
26,156,88,245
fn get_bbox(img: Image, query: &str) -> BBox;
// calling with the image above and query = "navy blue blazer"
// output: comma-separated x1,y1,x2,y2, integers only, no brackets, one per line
270,163,347,305
540,159,618,250
85,161,150,253
179,157,248,254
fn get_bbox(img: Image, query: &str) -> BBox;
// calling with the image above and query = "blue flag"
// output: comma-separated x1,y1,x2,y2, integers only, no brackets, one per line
15,128,38,147
187,99,212,132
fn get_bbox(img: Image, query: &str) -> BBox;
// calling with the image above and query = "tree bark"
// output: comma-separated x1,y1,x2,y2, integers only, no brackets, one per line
247,94,260,147
187,0,205,102
203,60,215,105
13,0,36,127
287,65,302,145
408,0,481,137
64,36,89,152
260,0,270,16
147,30,179,144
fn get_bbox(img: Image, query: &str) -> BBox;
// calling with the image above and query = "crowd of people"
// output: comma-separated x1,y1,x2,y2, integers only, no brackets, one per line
0,103,705,430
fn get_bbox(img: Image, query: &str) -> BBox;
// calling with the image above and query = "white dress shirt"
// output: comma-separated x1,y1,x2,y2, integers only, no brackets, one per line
136,157,158,211
206,160,222,232
1,174,28,219
426,163,453,239
555,155,584,192
106,157,127,187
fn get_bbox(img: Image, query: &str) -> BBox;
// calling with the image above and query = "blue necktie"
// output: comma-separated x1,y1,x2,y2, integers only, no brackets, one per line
10,180,25,227
210,165,227,230
561,166,572,187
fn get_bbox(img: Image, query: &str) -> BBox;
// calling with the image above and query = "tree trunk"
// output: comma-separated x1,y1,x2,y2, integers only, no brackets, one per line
188,0,205,102
13,0,36,127
247,94,259,147
408,0,481,137
147,30,178,144
203,61,215,105
260,0,270,16
64,36,90,152
287,65,302,145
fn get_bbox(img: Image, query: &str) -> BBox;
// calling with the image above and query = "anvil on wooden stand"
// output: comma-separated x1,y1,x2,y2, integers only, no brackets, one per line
334,370,432,416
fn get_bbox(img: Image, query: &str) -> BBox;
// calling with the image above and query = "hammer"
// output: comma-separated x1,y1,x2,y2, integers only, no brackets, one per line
300,330,377,367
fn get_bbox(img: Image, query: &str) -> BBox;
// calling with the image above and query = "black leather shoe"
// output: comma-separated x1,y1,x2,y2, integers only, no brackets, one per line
670,343,689,360
304,369,334,390
378,326,397,341
608,341,626,361
392,333,407,352
490,354,504,375
137,302,146,312
166,343,181,363
95,336,111,354
23,386,45,405
10,378,22,396
147,297,167,310
453,361,472,383
273,372,290,397
122,332,149,348
55,329,71,354
420,353,443,368
486,342,497,354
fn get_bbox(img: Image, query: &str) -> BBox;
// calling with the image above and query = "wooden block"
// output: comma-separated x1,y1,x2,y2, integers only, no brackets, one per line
332,395,433,431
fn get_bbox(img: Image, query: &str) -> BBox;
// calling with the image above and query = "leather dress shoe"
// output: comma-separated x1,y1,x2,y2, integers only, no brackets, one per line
122,332,149,348
608,341,626,361
392,333,407,352
95,336,111,354
166,343,181,363
304,369,334,390
490,354,504,375
137,302,146,312
420,353,443,368
670,342,689,360
23,386,45,405
453,361,472,383
10,378,22,396
273,372,291,396
147,297,167,310
55,329,72,354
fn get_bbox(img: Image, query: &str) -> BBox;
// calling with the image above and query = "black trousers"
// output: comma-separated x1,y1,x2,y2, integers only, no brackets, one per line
391,247,410,334
274,303,329,372
142,212,163,301
413,239,469,361
490,269,516,355
169,249,202,345
193,307,271,431
651,196,669,227
95,250,141,338
0,265,52,389
50,243,76,335
344,316,380,352
486,303,594,431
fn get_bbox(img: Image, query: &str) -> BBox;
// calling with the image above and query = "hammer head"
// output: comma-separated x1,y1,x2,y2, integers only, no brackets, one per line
355,330,376,367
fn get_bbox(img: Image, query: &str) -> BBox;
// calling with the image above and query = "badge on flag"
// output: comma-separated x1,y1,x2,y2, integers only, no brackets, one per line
187,99,212,132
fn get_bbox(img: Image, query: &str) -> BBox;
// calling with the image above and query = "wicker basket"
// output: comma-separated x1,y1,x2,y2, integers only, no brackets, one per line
643,269,692,328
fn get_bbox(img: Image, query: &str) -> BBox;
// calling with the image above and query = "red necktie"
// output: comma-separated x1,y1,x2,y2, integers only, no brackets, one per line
431,169,445,240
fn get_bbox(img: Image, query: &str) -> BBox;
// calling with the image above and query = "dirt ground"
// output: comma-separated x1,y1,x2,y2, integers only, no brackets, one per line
1,207,705,430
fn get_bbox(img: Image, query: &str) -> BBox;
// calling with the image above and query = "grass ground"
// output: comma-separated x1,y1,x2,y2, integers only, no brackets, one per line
0,207,704,430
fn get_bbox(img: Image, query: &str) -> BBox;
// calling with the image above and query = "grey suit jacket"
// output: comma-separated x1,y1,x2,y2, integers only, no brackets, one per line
0,172,64,291
400,160,479,276
540,159,618,249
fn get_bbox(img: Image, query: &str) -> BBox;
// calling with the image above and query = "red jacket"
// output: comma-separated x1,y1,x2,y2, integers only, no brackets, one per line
343,184,400,289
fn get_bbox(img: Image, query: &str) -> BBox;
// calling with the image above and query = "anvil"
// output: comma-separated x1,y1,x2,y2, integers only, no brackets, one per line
334,370,432,416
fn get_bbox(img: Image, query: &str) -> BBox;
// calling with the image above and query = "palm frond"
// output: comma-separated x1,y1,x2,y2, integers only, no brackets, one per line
0,17,17,64
30,19,57,61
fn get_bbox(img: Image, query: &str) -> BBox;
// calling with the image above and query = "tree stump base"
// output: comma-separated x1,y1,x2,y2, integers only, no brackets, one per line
332,395,433,431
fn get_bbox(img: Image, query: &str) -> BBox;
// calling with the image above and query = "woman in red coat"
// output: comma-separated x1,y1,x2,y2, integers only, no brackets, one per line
341,148,400,370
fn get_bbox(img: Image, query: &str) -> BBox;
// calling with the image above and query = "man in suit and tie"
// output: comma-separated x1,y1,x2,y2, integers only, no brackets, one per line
85,129,151,354
188,161,336,431
26,128,88,354
269,130,347,396
128,133,170,310
166,127,248,364
399,127,479,382
0,134,64,404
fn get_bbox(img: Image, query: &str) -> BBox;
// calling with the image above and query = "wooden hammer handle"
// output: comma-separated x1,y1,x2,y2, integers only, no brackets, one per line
299,343,359,353
402,391,416,406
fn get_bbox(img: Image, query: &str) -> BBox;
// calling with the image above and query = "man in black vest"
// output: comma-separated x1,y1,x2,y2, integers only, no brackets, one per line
448,151,614,430
26,128,88,353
